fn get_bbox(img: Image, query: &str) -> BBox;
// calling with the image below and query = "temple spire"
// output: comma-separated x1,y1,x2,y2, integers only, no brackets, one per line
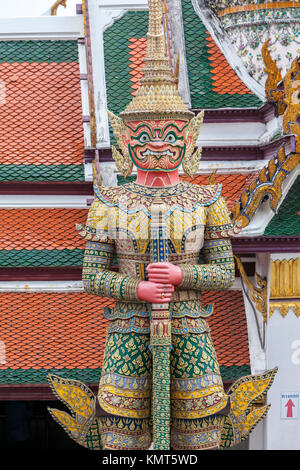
119,0,194,121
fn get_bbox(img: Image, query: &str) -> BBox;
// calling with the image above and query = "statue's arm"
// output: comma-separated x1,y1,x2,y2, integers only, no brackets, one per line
79,199,140,301
179,196,235,291
82,239,140,301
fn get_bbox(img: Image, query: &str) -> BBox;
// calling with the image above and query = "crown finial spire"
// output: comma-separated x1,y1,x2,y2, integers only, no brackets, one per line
119,0,194,122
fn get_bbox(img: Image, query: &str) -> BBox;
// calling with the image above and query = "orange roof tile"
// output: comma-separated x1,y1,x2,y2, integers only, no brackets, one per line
206,35,253,95
128,37,147,95
0,62,84,166
181,173,259,211
204,290,250,367
0,290,249,372
0,292,112,370
0,209,88,250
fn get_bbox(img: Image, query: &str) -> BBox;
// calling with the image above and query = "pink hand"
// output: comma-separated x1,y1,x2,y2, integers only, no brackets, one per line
137,280,174,303
146,262,183,286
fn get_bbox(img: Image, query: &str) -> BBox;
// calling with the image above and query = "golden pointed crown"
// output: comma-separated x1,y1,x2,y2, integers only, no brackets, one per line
119,0,194,122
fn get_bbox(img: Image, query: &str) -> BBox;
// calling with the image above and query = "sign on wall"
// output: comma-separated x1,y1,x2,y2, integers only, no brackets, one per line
281,392,299,419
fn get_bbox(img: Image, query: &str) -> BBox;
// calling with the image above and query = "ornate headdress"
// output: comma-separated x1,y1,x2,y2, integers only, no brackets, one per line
120,0,194,122
108,0,204,177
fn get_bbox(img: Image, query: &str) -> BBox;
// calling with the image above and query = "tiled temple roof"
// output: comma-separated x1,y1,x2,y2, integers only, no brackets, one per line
0,209,87,267
265,175,300,237
0,173,262,268
181,0,263,108
180,172,260,211
103,1,263,145
0,290,250,385
0,41,85,182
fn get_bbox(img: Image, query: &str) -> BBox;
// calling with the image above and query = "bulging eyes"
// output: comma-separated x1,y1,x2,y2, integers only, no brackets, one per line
139,133,150,143
165,134,176,143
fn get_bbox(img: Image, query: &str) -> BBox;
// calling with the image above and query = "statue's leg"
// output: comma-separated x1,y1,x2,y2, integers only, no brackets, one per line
170,332,228,450
97,331,152,450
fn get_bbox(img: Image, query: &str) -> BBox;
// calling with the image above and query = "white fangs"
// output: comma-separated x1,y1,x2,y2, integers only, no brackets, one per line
141,149,174,157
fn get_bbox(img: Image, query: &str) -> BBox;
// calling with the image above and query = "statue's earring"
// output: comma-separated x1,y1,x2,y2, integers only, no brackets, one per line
111,145,133,178
107,110,133,178
182,147,203,178
182,110,204,178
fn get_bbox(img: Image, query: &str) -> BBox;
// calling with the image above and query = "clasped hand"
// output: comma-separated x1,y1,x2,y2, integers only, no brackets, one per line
137,262,182,303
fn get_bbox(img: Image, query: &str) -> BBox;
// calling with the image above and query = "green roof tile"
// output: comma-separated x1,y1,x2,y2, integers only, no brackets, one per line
0,249,84,267
104,10,148,144
0,40,79,63
0,365,249,385
0,368,101,385
264,176,300,236
0,164,85,182
181,0,263,109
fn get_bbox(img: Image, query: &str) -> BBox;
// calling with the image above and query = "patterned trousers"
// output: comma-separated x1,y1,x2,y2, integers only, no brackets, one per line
98,328,228,450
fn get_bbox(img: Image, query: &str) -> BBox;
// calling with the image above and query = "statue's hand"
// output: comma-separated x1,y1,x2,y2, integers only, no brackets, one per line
146,262,183,286
137,280,174,303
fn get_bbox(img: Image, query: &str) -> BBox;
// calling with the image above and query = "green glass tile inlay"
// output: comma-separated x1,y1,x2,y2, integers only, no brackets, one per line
181,0,262,109
0,40,79,63
264,176,300,236
0,249,84,267
0,368,101,385
117,174,137,186
0,164,85,182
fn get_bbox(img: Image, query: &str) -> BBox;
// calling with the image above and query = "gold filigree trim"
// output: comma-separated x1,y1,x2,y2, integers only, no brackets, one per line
270,259,300,299
262,40,285,115
234,255,268,323
269,302,300,318
51,0,67,16
218,2,299,18
231,151,300,230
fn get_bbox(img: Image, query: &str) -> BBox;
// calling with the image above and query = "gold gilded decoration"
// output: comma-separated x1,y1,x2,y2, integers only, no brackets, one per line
269,302,300,318
47,374,100,448
231,150,300,231
262,40,285,115
107,111,133,177
51,0,67,16
119,0,194,122
270,259,300,299
220,368,278,448
234,255,268,323
262,41,300,150
182,111,204,177
231,47,300,231
282,57,300,151
270,259,300,318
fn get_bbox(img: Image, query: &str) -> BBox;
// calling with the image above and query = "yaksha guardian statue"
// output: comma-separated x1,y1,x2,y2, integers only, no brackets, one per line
48,0,277,451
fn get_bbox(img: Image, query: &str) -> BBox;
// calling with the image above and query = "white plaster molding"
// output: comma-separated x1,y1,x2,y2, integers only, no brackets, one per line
241,261,267,374
84,159,267,182
271,253,300,261
167,0,191,107
239,165,300,237
0,280,83,292
0,195,90,208
0,15,83,40
191,0,266,101
258,115,283,144
78,41,92,149
87,0,148,149
0,279,244,292
197,121,266,147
